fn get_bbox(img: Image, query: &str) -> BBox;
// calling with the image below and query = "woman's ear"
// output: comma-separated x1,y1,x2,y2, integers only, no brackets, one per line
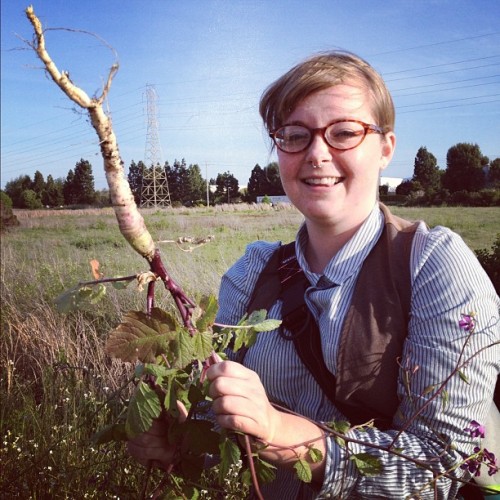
380,131,396,171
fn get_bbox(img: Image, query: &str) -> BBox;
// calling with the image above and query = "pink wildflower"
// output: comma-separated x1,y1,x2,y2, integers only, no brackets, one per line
464,420,486,439
459,313,475,331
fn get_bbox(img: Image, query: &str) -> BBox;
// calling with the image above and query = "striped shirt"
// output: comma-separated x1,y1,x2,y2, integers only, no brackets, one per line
216,204,500,499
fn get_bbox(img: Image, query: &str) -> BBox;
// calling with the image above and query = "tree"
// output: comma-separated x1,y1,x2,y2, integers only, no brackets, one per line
63,169,76,205
263,162,284,196
187,164,206,205
442,143,487,193
164,159,205,205
488,158,500,188
21,189,43,209
165,159,186,204
94,188,112,207
42,175,65,207
246,164,265,202
246,162,284,202
214,171,239,204
395,179,421,196
32,170,46,196
128,160,144,205
4,174,33,208
72,158,96,204
412,147,441,192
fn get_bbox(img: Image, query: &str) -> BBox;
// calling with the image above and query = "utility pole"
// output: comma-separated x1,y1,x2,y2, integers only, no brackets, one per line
140,84,171,207
205,163,210,207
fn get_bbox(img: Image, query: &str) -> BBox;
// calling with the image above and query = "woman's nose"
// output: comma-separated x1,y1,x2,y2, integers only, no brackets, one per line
305,131,333,165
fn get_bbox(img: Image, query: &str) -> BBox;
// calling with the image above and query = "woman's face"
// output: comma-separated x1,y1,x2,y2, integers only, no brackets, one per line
277,84,395,232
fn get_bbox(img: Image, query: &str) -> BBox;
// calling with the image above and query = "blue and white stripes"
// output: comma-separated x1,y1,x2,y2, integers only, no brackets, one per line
217,204,500,499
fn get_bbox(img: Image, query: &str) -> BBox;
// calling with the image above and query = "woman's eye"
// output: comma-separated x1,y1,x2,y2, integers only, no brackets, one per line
334,129,358,138
288,132,308,142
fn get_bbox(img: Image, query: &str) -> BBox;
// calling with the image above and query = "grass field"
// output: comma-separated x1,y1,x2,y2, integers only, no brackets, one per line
1,204,498,498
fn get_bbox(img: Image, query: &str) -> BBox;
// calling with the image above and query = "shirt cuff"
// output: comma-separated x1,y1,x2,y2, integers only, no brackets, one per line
316,434,358,498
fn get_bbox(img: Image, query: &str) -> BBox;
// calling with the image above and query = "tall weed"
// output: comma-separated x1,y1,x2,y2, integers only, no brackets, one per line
1,204,498,497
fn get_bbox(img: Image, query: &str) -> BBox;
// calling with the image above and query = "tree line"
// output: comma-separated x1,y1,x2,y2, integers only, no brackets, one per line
3,142,499,209
389,143,500,206
2,158,284,209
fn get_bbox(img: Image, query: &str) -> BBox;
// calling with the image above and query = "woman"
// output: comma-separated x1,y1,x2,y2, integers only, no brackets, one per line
129,51,500,499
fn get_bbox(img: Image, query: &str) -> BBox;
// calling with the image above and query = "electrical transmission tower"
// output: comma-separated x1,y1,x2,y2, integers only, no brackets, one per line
140,84,171,207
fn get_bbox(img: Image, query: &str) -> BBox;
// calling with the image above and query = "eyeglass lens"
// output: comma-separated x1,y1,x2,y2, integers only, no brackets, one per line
274,121,373,153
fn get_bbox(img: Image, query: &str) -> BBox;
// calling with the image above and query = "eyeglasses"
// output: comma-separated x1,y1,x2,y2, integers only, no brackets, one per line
269,119,385,154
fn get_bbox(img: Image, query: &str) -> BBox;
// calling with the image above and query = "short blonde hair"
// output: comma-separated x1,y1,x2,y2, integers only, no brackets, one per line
259,51,395,134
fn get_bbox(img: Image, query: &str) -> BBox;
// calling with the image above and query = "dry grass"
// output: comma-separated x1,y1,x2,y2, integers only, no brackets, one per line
1,203,498,497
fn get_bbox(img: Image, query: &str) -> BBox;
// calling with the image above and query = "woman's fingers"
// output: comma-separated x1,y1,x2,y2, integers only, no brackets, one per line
206,361,279,442
177,400,188,423
127,406,187,470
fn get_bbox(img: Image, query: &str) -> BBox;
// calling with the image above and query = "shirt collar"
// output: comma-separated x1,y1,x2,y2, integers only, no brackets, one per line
295,203,384,287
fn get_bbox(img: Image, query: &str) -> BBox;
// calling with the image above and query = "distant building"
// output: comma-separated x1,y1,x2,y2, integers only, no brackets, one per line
380,176,404,193
256,195,291,204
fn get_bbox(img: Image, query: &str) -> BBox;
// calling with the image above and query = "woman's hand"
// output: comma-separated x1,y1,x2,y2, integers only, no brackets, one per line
206,360,326,485
127,401,188,471
206,360,281,443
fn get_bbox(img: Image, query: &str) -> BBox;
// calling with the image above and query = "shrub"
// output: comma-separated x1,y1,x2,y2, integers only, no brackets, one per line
21,189,43,209
0,191,19,231
475,234,500,294
1,190,13,209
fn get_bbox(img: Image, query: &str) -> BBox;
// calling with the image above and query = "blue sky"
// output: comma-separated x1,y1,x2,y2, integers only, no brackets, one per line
2,0,499,191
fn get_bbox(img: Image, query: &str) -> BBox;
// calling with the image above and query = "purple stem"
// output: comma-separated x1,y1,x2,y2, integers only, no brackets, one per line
149,250,197,334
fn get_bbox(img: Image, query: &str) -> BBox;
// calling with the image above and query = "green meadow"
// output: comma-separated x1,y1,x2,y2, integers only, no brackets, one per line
1,204,498,498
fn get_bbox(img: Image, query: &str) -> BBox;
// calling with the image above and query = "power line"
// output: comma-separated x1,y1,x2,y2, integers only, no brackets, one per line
383,54,500,76
368,31,500,57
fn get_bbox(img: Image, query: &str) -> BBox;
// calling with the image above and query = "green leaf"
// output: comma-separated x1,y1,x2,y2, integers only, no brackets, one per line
184,420,220,455
241,456,276,485
55,287,80,313
92,423,128,444
55,284,107,313
111,278,130,290
243,328,258,349
254,457,276,484
232,328,246,352
293,458,312,483
143,363,178,379
219,437,241,484
232,327,258,352
245,309,267,325
423,384,436,395
192,331,214,361
441,389,450,410
250,318,282,332
216,329,233,351
458,370,470,384
187,383,205,406
173,328,195,369
327,420,351,448
134,363,145,378
308,446,323,463
89,283,106,303
163,377,177,417
105,308,178,363
195,295,219,332
349,453,383,476
125,381,162,438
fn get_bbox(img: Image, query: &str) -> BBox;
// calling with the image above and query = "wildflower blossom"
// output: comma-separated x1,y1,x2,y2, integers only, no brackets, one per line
461,447,499,477
458,313,475,331
483,449,499,476
464,420,486,439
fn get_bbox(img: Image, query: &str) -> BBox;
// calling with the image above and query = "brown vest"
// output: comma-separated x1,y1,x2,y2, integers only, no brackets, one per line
245,204,420,428
335,203,419,426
